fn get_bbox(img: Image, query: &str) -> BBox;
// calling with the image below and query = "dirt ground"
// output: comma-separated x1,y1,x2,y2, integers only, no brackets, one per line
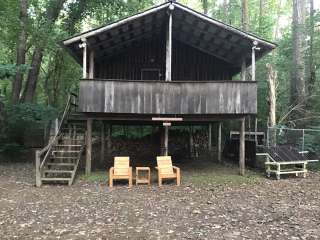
0,160,320,240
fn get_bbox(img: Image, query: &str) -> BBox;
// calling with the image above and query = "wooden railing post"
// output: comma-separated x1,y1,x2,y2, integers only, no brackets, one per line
239,118,246,175
86,118,92,175
35,150,42,187
218,122,222,162
208,123,212,153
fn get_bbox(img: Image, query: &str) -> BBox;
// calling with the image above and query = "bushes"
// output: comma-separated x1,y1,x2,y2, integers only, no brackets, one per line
0,103,57,158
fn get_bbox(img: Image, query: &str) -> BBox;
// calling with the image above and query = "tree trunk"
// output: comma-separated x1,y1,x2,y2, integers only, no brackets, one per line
241,0,250,80
259,0,264,32
241,0,249,32
22,0,66,102
291,0,307,106
222,0,229,23
201,0,208,15
12,0,28,103
273,0,283,42
267,63,277,127
307,0,315,92
22,46,44,102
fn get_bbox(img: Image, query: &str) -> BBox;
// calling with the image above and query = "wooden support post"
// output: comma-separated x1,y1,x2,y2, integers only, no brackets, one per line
86,118,92,175
255,117,258,145
80,39,87,79
241,58,246,81
72,125,77,146
54,118,59,136
106,124,112,158
68,125,72,152
35,150,41,187
164,125,169,156
218,122,222,162
239,118,245,175
189,126,194,158
165,8,173,81
89,50,94,79
208,123,212,152
252,44,256,82
100,121,105,166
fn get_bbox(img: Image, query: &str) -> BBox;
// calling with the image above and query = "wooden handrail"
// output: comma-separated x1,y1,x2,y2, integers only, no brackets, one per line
38,93,77,170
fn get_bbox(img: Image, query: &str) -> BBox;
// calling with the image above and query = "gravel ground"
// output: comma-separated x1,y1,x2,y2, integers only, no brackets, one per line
0,161,320,240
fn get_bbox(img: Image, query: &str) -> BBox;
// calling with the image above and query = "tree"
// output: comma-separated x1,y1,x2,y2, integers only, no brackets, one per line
267,63,277,127
307,0,316,92
11,0,28,104
201,0,208,15
241,0,249,31
22,0,67,102
291,0,307,107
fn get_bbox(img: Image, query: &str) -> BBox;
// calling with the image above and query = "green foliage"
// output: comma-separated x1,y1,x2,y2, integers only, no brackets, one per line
2,103,57,144
0,0,319,160
0,64,31,79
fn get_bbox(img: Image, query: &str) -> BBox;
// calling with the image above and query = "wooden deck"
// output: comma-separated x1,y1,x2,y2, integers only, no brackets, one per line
79,79,257,115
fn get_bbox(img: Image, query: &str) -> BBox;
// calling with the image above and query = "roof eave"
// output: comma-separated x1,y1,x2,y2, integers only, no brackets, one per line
62,2,170,46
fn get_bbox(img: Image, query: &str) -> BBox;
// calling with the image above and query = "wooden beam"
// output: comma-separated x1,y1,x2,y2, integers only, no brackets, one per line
239,118,245,175
100,121,105,166
208,123,212,152
35,150,42,187
86,118,92,175
164,125,169,156
80,39,87,79
218,122,222,162
152,117,183,121
241,58,246,81
89,50,95,79
252,44,257,81
189,126,194,157
165,10,173,81
107,124,112,155
255,117,258,145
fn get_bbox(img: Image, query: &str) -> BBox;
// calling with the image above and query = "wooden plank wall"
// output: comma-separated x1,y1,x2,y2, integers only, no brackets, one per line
95,37,237,81
79,80,257,115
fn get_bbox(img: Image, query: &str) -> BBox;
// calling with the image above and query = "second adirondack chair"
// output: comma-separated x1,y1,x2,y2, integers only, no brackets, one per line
109,156,133,187
156,156,181,186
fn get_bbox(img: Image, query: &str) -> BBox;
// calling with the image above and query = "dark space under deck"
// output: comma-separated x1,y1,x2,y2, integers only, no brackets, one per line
79,79,257,116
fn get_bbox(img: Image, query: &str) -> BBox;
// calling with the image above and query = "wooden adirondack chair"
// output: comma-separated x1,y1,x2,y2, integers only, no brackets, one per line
109,157,133,187
156,156,181,186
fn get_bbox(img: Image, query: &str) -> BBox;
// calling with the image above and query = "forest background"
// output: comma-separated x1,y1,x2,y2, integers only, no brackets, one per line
0,0,319,157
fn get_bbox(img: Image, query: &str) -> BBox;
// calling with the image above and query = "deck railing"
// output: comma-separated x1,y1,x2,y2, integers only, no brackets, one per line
79,79,257,115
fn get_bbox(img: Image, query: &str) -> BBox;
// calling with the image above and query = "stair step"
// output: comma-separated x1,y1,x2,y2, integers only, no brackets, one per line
44,170,74,174
52,150,80,153
46,163,76,166
55,145,82,147
61,138,84,141
41,178,71,182
51,156,78,159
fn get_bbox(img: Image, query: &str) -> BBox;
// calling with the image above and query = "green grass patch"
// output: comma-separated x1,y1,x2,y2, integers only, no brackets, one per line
184,171,263,187
79,171,108,182
181,160,264,187
308,161,320,171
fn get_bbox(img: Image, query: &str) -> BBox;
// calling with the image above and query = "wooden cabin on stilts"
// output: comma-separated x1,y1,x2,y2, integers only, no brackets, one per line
35,1,275,186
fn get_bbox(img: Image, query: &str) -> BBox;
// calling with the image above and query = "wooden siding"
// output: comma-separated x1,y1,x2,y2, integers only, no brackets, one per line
79,80,257,115
95,38,237,81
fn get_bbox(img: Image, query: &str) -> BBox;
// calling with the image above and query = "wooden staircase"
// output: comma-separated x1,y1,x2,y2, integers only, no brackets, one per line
35,94,86,186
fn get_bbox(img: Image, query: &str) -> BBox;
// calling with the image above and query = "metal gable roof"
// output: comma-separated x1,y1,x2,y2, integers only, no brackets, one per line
62,1,276,67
